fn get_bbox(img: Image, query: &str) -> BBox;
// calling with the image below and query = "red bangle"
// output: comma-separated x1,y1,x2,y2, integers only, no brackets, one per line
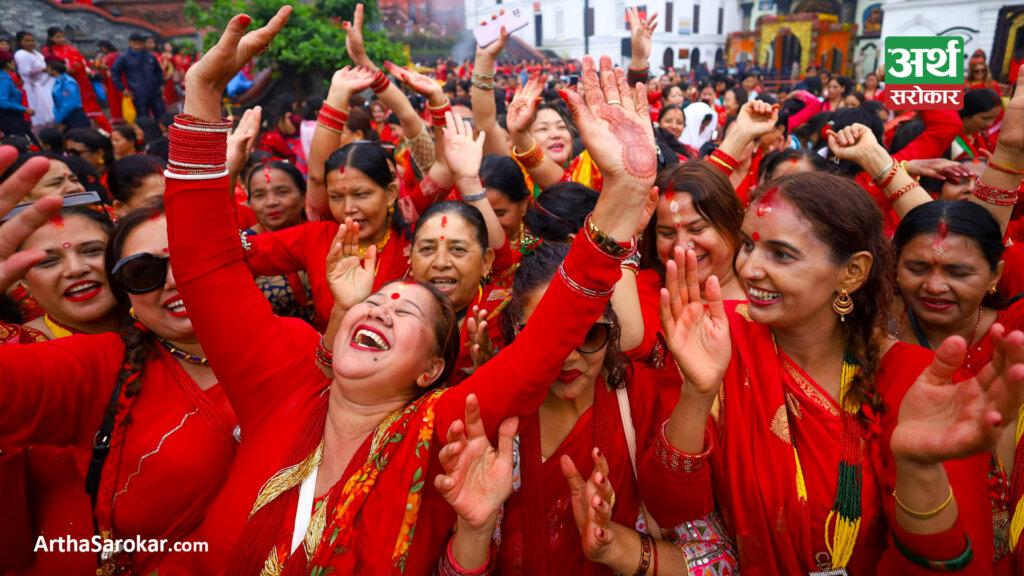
428,101,452,127
371,69,391,94
710,148,739,170
654,418,713,473
513,139,545,169
315,335,333,368
888,181,920,204
317,111,346,134
988,160,1024,176
437,535,496,576
972,179,1019,206
167,114,231,176
877,160,900,188
320,103,349,123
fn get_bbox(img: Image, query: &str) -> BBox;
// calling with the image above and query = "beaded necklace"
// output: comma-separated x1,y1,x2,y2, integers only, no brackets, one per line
158,338,210,367
44,313,81,339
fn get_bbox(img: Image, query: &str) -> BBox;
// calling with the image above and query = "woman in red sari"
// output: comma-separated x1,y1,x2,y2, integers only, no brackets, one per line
164,11,657,575
40,27,110,132
643,160,1024,574
0,201,238,575
954,89,1002,161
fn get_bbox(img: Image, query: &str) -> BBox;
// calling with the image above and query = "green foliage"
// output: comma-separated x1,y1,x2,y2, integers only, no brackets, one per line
184,0,405,76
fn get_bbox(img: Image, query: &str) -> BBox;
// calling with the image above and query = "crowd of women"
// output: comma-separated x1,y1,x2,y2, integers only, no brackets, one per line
3,4,1024,576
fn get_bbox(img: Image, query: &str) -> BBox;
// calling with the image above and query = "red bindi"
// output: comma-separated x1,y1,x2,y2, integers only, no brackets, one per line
162,247,169,253
752,232,760,242
263,163,272,185
62,242,71,249
439,235,445,241
391,293,400,300
788,158,800,164
441,216,448,228
51,215,65,228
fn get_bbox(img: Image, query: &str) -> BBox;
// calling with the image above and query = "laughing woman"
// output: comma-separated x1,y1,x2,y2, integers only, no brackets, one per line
0,202,238,575
161,10,658,575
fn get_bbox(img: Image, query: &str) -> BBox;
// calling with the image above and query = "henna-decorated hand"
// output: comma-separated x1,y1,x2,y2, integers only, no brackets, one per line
384,61,443,100
441,110,486,182
327,65,377,106
326,218,376,311
659,246,730,399
0,146,63,294
904,158,974,183
562,448,624,565
558,55,656,192
732,99,779,140
467,306,496,369
505,75,543,135
342,3,373,69
627,7,658,63
995,68,1024,159
226,106,261,180
435,393,518,532
476,12,510,59
891,325,1024,466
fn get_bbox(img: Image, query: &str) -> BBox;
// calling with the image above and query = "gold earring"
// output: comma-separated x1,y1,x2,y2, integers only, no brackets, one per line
387,202,395,216
129,307,138,320
832,289,853,321
989,285,998,295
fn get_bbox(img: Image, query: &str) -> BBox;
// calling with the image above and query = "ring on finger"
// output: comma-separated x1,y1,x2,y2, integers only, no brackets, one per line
606,99,621,106
608,491,616,510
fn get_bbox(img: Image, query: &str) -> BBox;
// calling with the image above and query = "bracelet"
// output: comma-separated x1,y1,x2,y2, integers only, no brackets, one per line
239,229,252,252
584,213,635,258
627,66,650,85
370,69,391,93
512,139,545,170
437,535,496,576
891,530,972,571
317,110,346,134
315,335,333,368
874,158,896,186
471,78,495,90
653,418,714,473
167,114,230,176
460,191,487,202
558,264,615,299
633,533,654,576
473,70,496,79
428,100,453,127
972,178,1019,206
988,159,1024,176
709,148,740,174
889,181,920,204
651,537,659,576
320,103,349,123
620,251,642,275
893,485,954,520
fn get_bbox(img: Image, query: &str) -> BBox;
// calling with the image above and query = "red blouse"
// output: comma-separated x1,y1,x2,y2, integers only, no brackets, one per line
0,335,238,574
165,174,625,574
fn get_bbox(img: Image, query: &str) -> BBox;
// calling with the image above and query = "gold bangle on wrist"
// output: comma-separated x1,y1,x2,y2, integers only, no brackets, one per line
893,485,954,520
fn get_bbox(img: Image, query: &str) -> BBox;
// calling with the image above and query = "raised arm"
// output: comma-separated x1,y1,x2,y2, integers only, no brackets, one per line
506,75,566,189
440,110,506,250
470,15,512,157
384,62,456,189
166,7,328,431
439,54,659,437
971,67,1024,234
626,7,657,84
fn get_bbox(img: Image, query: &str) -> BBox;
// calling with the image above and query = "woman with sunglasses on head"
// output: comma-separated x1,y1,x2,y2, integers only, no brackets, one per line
0,199,238,575
162,10,655,573
243,158,316,325
1,152,86,201
967,58,1002,96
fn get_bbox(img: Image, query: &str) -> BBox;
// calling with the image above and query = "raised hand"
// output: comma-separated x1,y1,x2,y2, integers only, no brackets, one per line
627,7,658,63
826,122,883,163
505,75,543,135
904,158,974,183
342,3,372,68
995,67,1024,157
732,99,779,140
384,61,442,100
226,106,261,180
327,65,378,105
476,12,510,59
184,6,291,121
659,246,731,397
0,147,63,293
435,393,518,532
467,306,496,369
441,110,486,182
891,326,1024,465
326,218,377,311
558,55,656,190
562,449,620,564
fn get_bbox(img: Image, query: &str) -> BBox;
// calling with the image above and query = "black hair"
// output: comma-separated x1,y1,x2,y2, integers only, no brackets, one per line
134,117,162,145
500,242,630,389
861,100,885,116
960,89,1002,119
345,107,379,141
111,124,141,152
45,27,62,43
324,142,410,239
480,155,530,203
759,147,829,182
97,40,116,52
654,126,688,161
146,138,168,162
107,154,164,203
657,104,685,123
845,91,865,106
15,31,34,47
523,182,599,243
0,293,22,324
61,154,107,198
414,201,489,253
889,120,925,156
893,201,1006,307
725,85,748,109
804,75,823,96
65,128,115,169
245,159,307,198
303,95,323,121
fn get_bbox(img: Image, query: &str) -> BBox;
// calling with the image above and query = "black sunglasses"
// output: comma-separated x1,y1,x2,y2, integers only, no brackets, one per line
111,252,170,294
516,320,613,354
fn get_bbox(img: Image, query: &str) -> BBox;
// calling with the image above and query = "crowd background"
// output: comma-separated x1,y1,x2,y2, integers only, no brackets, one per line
2,3,1024,576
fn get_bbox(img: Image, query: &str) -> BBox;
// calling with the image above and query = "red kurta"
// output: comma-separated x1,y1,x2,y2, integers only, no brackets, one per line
640,301,996,575
165,173,624,575
0,334,238,575
41,43,110,132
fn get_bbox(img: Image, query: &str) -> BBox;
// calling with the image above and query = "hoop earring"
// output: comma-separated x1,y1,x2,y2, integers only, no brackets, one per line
832,288,853,321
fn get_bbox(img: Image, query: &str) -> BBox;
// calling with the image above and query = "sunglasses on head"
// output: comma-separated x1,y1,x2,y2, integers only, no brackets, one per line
2,191,110,223
111,252,170,294
516,320,613,354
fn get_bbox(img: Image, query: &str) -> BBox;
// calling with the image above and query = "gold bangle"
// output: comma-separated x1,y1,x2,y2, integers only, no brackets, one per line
893,485,954,520
512,139,537,157
427,98,452,111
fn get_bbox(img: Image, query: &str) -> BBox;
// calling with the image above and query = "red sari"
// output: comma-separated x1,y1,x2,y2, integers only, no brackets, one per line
641,302,996,575
41,43,110,131
448,283,511,386
0,333,238,575
165,173,624,575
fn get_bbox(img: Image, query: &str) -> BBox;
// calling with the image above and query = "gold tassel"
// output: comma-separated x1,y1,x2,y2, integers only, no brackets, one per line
250,441,324,519
1009,405,1024,551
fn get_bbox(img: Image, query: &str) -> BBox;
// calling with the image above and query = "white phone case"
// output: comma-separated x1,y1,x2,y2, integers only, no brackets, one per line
473,8,530,48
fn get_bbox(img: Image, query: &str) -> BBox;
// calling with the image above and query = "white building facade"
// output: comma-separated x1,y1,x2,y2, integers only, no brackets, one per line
465,0,743,72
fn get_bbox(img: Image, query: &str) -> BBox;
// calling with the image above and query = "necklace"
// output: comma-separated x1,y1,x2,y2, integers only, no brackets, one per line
44,314,81,339
358,226,392,260
158,338,210,367
901,306,983,349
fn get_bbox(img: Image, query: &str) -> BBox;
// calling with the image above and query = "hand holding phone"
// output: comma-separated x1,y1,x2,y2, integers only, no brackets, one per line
474,9,530,48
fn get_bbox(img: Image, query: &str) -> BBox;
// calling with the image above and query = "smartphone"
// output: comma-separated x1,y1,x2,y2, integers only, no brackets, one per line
474,8,530,48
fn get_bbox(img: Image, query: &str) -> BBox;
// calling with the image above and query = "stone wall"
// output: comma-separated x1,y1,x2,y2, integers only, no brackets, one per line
0,0,198,58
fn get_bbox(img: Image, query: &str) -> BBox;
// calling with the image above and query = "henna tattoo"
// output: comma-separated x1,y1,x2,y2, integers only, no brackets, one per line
595,105,656,180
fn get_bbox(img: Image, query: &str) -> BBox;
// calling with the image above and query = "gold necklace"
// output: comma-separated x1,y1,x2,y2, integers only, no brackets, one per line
44,314,79,339
358,226,392,260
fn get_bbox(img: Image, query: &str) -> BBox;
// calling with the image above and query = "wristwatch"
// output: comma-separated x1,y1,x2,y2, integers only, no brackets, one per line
585,215,635,258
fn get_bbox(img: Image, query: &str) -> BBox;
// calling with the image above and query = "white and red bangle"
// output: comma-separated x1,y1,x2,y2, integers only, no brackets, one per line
370,69,391,94
166,114,231,178
428,100,452,127
653,418,714,474
972,179,1019,206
